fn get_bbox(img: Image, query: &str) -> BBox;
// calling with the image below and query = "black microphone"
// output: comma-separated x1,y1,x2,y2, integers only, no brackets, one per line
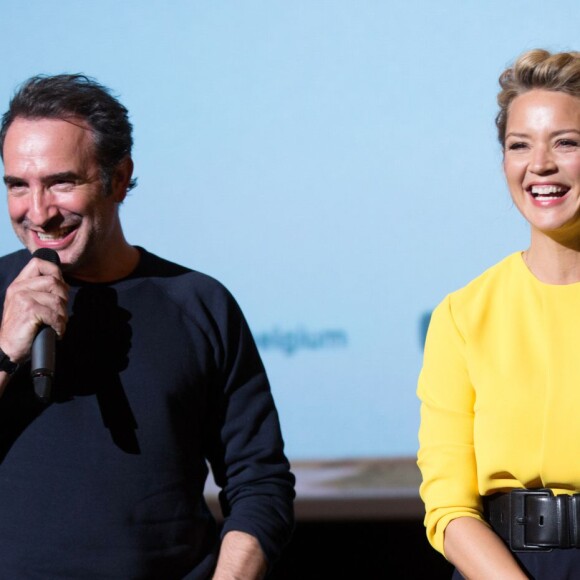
31,248,61,403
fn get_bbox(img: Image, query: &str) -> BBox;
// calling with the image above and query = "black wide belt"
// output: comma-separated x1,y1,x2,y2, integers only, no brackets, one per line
484,489,580,551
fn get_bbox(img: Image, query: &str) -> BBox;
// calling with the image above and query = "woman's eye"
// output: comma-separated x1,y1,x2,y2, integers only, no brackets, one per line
507,142,527,151
557,139,579,148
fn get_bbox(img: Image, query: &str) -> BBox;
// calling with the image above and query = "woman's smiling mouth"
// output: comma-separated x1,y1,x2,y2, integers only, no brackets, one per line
528,184,570,199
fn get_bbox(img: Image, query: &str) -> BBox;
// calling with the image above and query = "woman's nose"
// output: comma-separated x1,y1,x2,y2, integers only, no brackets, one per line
529,146,557,174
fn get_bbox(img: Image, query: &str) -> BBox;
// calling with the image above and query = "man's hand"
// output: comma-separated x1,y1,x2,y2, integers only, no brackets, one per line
212,531,268,580
0,256,69,367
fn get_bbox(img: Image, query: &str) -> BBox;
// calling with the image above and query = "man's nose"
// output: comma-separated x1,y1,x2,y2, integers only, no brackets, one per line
28,188,59,225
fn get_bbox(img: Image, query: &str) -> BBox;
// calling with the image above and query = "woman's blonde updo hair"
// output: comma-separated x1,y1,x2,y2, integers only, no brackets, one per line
496,48,580,147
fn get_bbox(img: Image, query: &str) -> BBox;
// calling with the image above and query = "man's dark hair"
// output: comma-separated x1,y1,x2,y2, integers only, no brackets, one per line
0,73,137,194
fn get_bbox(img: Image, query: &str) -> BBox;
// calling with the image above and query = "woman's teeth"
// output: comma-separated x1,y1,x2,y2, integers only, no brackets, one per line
530,185,568,198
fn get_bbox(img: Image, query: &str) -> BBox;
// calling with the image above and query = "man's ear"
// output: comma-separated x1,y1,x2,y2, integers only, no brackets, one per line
111,157,134,202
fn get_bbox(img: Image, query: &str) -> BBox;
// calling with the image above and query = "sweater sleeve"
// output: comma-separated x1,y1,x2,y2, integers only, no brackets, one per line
417,294,488,556
203,288,295,568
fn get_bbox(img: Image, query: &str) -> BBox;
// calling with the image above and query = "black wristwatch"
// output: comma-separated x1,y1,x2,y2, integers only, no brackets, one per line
0,348,18,375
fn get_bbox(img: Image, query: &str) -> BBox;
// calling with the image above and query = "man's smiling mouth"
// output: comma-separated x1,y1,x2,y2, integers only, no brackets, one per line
36,226,76,241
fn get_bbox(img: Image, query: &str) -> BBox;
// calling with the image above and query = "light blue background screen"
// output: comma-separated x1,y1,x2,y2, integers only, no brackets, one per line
0,2,577,460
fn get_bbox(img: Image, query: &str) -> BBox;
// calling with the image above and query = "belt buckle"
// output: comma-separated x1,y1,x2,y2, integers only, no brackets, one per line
509,488,553,552
569,493,580,547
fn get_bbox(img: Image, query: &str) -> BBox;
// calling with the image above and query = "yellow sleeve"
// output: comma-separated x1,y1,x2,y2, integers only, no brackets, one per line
417,294,489,556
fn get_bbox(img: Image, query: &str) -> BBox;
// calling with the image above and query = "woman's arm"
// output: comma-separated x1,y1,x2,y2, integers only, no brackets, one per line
444,517,528,579
418,297,483,552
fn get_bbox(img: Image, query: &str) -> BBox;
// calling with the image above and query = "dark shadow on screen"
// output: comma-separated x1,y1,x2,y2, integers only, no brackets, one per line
419,310,432,350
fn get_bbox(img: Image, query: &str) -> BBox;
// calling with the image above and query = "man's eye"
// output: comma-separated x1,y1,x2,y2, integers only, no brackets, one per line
51,180,75,191
6,183,27,195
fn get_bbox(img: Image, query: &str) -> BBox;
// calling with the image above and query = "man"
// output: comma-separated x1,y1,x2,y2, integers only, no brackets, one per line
0,74,295,578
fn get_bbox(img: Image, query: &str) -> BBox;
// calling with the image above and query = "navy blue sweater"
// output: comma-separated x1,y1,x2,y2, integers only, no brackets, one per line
0,248,295,578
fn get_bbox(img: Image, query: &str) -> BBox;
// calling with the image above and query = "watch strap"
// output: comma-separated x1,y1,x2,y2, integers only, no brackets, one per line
0,348,18,375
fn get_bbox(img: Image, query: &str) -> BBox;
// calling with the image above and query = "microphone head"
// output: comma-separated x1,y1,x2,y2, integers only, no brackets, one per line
32,248,61,267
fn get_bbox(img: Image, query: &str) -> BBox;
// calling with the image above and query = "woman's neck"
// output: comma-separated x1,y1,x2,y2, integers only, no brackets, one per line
524,233,580,284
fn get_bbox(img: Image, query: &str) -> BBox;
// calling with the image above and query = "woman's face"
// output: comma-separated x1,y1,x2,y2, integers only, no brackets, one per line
504,89,580,243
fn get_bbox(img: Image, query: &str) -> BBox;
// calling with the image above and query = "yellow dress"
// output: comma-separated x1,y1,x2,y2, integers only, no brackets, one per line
417,252,580,555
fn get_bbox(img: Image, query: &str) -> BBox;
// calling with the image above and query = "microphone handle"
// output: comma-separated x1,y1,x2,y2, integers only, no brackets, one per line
32,326,56,402
30,248,61,403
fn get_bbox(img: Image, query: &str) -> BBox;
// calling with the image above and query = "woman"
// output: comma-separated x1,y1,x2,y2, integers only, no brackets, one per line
417,48,580,579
